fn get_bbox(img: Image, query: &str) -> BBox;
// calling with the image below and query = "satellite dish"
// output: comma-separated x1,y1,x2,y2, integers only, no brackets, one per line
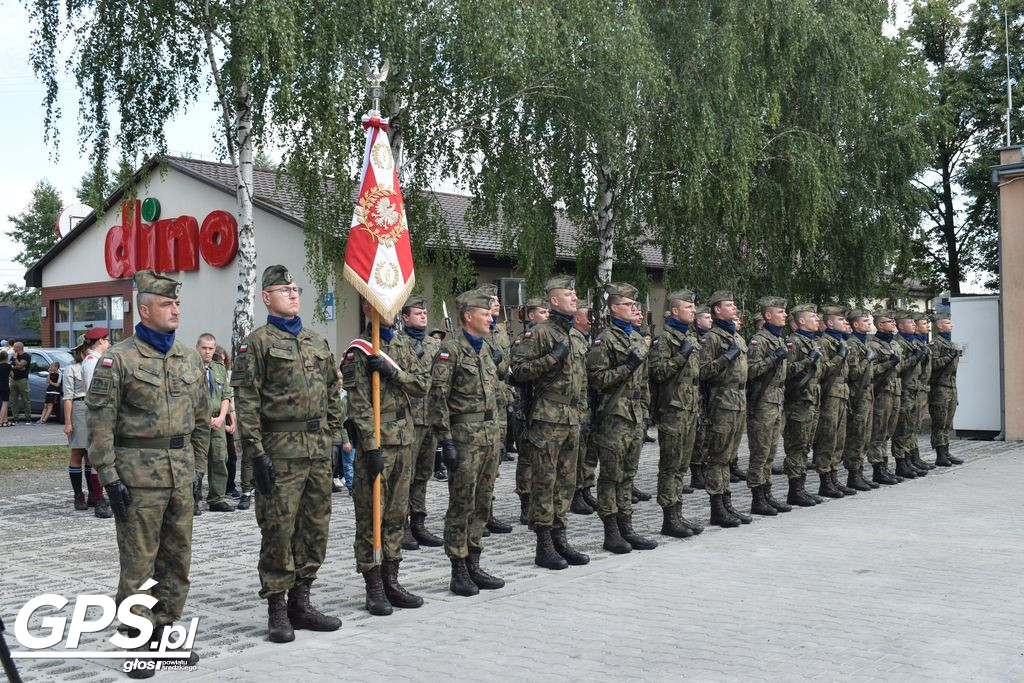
56,203,92,238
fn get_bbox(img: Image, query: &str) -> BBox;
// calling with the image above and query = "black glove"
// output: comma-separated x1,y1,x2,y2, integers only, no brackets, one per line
807,348,821,363
865,348,877,362
889,352,900,365
365,448,384,478
625,349,646,371
549,340,570,365
440,440,459,473
722,345,740,361
367,355,397,380
253,453,276,495
193,473,204,505
772,346,788,365
104,480,132,522
491,346,503,366
678,339,694,358
912,346,927,361
837,341,849,359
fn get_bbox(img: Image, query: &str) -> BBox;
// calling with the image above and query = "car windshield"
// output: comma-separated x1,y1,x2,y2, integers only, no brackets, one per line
50,351,74,367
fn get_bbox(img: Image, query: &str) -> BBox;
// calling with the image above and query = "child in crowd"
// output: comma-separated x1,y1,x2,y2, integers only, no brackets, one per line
37,361,61,423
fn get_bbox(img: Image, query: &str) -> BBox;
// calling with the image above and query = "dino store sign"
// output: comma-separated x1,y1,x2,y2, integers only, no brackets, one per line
103,198,239,278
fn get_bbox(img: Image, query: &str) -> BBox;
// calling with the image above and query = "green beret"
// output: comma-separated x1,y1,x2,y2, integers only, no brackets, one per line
696,305,710,315
667,289,696,304
789,303,817,316
402,293,428,312
545,275,576,292
931,312,951,323
606,282,639,300
262,265,295,289
758,296,787,311
820,305,847,317
707,290,734,308
525,297,548,311
846,308,870,320
134,270,181,298
892,309,915,321
456,289,492,311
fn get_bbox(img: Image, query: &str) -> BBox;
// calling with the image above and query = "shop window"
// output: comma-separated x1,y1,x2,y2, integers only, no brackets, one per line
55,300,70,323
73,297,108,322
111,295,124,321
54,330,71,349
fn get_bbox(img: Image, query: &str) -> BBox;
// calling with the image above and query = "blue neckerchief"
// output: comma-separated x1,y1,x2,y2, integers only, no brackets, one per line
874,331,893,343
463,331,483,353
666,318,690,334
764,322,784,337
853,331,868,343
404,326,426,341
825,328,844,342
134,322,174,354
696,326,709,337
549,309,575,326
490,319,498,331
938,332,951,341
814,331,823,338
917,333,928,343
268,315,302,336
899,331,916,344
714,318,736,334
795,328,815,340
611,317,634,335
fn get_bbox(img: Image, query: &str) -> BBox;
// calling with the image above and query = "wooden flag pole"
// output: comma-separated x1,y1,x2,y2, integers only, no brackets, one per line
371,308,383,564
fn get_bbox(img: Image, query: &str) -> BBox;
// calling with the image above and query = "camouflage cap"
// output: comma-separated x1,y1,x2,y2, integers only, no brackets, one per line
525,297,548,312
402,293,428,311
758,296,787,312
707,290,734,308
576,300,591,311
545,275,576,292
134,270,181,298
261,265,295,289
846,308,870,320
606,282,639,300
752,311,764,323
474,283,498,298
820,305,847,317
913,311,930,322
789,303,817,316
737,309,750,320
428,328,447,339
873,309,894,320
930,312,951,323
696,305,710,316
456,289,492,311
667,288,696,304
892,309,915,321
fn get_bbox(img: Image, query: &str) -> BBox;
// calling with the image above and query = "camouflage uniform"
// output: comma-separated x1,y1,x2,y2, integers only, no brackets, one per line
928,325,960,453
842,320,876,473
891,319,925,464
744,299,788,490
85,270,210,629
782,322,822,481
511,325,536,503
866,328,904,467
812,317,850,479
697,310,748,496
343,324,429,574
205,358,233,506
571,325,596,494
691,318,713,479
405,321,441,520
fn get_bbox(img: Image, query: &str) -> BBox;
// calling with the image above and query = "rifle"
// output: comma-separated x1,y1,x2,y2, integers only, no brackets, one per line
0,616,23,683
442,301,453,333
748,348,784,411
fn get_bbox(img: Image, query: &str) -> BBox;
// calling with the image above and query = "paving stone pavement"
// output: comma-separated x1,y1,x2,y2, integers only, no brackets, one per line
2,434,1022,682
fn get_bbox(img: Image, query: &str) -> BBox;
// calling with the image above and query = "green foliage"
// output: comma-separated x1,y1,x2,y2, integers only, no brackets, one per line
8,180,61,268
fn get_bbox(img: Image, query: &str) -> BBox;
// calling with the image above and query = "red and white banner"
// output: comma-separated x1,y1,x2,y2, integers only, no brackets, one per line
343,116,415,321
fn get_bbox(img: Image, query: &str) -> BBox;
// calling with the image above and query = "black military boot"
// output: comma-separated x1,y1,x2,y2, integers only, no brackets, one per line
872,463,897,485
690,464,706,490
410,512,444,547
551,527,591,565
729,461,746,483
535,526,569,569
449,557,480,596
601,515,632,554
570,489,595,515
946,449,964,465
486,515,513,534
466,551,505,589
266,593,295,643
723,492,752,524
803,474,825,503
401,518,419,551
362,567,393,616
934,445,953,467
709,494,741,527
861,465,880,488
94,498,113,518
912,446,935,470
846,468,873,492
632,485,652,502
674,503,704,534
617,514,659,549
287,582,342,631
817,471,843,498
749,486,777,516
831,470,857,496
786,477,817,507
581,486,599,509
763,484,792,512
894,457,918,479
660,505,694,537
518,493,529,525
381,560,424,609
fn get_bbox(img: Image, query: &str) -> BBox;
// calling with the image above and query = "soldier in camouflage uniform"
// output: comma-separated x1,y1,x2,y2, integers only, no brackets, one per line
342,298,430,616
586,283,658,553
811,306,855,498
890,310,930,479
399,294,444,550
913,313,937,471
231,266,343,642
196,333,234,513
480,285,515,534
511,298,549,524
842,309,880,490
85,270,210,673
698,291,751,528
648,289,706,536
429,289,506,596
782,304,824,507
743,296,791,517
690,306,714,489
570,300,599,515
928,313,963,467
512,276,590,568
865,311,904,485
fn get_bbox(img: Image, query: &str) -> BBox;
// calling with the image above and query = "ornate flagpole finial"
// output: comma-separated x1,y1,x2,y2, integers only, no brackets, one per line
365,59,390,116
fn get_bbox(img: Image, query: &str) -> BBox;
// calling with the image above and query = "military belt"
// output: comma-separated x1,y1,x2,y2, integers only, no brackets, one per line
72,396,85,401
451,410,494,424
832,378,847,385
114,435,186,449
540,393,580,407
262,418,326,433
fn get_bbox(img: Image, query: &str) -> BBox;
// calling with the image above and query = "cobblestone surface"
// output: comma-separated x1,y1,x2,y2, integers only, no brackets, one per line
2,435,1021,681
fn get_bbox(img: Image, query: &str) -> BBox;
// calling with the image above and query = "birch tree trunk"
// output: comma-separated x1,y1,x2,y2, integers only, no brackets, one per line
232,81,256,351
594,160,618,321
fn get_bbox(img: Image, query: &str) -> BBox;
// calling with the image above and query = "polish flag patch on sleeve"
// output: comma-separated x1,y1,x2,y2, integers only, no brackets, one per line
749,339,758,347
238,343,249,353
101,358,114,367
346,352,355,361
592,339,603,347
439,351,451,361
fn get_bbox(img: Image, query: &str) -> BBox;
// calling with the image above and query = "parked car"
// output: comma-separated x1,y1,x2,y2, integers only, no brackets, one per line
25,347,75,420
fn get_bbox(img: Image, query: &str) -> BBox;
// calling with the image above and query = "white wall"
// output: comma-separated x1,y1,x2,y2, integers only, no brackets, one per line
950,295,1001,433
